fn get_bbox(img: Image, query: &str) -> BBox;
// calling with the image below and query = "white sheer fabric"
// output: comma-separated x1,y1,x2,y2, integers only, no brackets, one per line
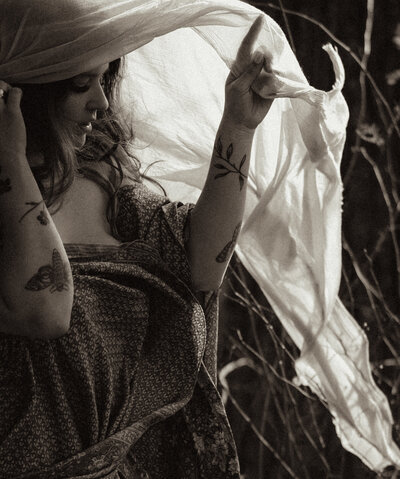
1,0,399,471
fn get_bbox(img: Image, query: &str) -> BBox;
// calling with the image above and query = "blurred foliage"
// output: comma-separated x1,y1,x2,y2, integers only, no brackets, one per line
217,1,400,477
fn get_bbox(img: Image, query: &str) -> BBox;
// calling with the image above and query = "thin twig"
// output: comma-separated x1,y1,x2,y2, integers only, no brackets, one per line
280,361,331,472
235,263,272,478
343,238,400,325
220,380,301,478
250,2,400,141
344,0,375,184
234,330,315,399
360,146,400,296
277,0,296,54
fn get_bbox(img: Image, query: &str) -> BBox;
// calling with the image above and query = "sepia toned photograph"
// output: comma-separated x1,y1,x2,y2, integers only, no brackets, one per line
0,0,399,477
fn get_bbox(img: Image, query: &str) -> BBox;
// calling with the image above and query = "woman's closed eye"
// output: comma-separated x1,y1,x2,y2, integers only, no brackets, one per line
70,83,90,93
70,75,106,94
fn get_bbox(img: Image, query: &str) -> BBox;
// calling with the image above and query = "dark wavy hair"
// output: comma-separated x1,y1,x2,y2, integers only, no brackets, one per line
16,57,154,239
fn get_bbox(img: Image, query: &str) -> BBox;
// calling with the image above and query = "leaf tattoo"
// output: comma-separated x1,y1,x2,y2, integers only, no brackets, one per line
0,166,11,194
216,137,223,156
25,249,69,293
19,201,48,225
216,222,242,263
227,143,233,159
213,137,247,191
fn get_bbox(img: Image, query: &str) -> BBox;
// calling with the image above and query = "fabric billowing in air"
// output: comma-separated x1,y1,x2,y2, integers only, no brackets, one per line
1,0,399,471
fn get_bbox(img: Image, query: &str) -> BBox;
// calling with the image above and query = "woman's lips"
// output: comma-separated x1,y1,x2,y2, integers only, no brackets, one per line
77,122,92,134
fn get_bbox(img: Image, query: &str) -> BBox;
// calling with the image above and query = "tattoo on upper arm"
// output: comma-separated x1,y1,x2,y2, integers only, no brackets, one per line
216,222,242,263
214,137,247,191
25,249,69,293
19,201,48,225
0,167,11,194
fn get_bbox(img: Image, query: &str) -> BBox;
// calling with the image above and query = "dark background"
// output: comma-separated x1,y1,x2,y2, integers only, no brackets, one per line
218,1,400,477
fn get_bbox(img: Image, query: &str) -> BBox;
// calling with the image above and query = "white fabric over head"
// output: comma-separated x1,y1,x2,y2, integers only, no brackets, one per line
1,0,399,471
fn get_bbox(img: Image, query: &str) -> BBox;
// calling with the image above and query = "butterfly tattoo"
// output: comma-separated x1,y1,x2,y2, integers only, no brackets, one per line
216,222,242,263
25,249,69,293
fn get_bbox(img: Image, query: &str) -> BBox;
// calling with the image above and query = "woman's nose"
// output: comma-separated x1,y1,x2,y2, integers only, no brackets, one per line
87,83,109,112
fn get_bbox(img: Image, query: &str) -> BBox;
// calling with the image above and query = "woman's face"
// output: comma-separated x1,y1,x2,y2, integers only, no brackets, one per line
59,63,110,148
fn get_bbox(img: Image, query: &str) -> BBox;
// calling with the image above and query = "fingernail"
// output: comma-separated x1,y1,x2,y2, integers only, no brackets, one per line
253,51,263,64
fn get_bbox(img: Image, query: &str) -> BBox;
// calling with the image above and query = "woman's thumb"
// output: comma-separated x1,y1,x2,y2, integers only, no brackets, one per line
234,52,265,91
7,87,23,109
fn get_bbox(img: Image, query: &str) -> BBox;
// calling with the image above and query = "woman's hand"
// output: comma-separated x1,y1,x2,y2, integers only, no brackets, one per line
223,15,275,131
0,81,26,157
189,16,275,289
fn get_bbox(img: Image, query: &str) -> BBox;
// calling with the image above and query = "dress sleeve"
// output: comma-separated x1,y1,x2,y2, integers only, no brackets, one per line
115,183,194,286
0,334,36,447
115,184,219,380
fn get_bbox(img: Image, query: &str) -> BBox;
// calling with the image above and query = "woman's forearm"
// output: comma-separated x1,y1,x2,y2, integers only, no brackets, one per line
0,150,73,338
188,117,254,290
188,17,274,291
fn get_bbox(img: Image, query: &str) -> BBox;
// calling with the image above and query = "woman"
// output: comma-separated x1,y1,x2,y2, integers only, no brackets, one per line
0,8,272,478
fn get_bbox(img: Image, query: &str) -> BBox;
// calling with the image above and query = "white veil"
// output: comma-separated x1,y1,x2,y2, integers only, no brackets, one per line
1,0,399,471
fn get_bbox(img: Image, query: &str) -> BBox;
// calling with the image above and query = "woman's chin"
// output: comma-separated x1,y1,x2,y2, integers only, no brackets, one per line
73,133,87,149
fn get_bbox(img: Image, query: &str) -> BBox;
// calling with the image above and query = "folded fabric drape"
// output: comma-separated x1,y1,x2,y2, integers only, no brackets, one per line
1,0,399,471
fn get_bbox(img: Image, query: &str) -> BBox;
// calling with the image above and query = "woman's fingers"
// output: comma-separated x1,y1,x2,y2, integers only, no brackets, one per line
237,15,264,60
0,81,27,155
229,15,265,81
233,52,265,92
0,81,11,93
0,81,23,112
0,81,12,108
6,87,23,110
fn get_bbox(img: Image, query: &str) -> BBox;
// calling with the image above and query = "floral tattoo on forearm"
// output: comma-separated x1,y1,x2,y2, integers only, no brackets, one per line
25,249,69,293
216,222,242,263
214,137,247,191
0,166,11,194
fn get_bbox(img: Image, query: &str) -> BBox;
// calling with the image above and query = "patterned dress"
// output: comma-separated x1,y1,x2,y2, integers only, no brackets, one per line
0,184,240,478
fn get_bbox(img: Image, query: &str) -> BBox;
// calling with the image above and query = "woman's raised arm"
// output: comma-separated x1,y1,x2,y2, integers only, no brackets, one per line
0,84,73,339
187,16,274,291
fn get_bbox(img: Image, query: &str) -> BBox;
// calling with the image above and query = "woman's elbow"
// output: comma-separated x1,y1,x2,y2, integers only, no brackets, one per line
191,272,223,293
0,299,73,339
29,294,73,339
27,312,72,339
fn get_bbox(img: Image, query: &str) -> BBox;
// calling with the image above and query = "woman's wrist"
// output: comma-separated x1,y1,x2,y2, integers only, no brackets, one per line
0,147,28,165
219,113,257,138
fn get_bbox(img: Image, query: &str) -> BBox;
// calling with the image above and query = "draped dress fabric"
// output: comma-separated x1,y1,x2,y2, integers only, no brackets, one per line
1,0,399,470
0,184,240,478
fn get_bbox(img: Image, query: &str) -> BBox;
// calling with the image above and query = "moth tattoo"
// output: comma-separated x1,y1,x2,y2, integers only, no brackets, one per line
25,249,69,293
214,137,247,191
0,166,11,194
216,222,242,263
